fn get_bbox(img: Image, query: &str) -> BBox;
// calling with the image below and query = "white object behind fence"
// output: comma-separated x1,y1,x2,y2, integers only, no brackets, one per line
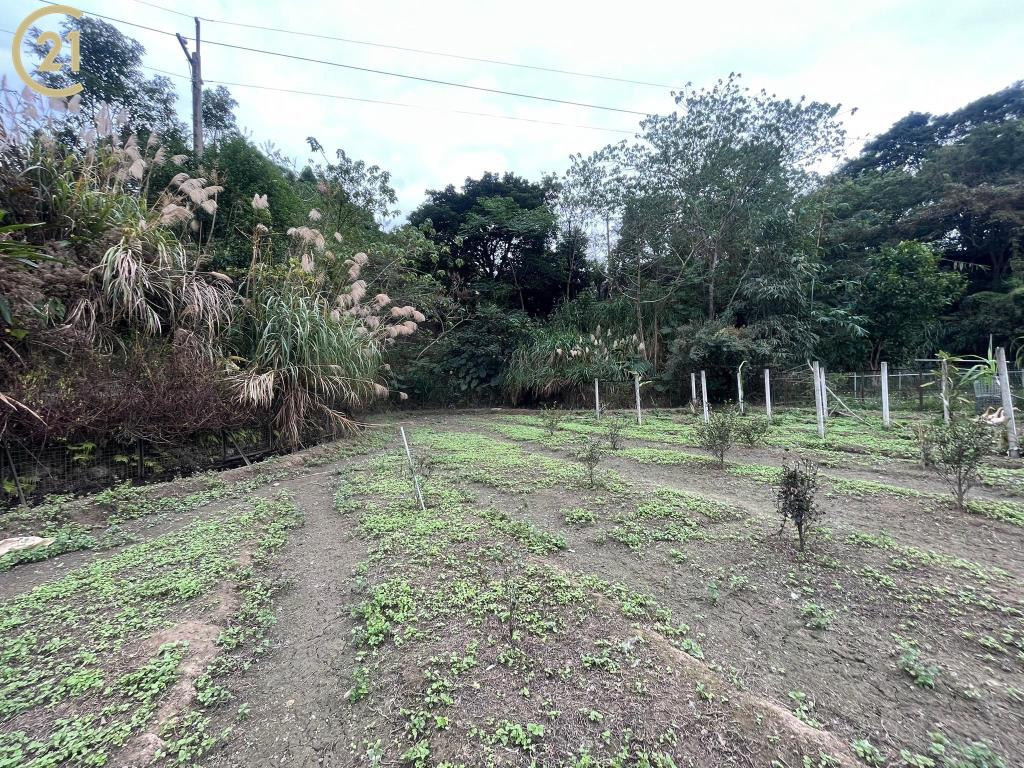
594,379,601,419
764,368,772,420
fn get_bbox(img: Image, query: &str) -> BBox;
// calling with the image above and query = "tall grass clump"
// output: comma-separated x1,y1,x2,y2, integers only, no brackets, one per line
502,324,643,403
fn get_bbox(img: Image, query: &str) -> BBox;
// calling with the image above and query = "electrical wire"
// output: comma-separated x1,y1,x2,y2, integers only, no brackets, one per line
144,65,636,134
33,0,654,117
124,0,685,91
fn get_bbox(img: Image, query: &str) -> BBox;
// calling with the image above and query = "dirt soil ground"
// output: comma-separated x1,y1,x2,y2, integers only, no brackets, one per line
2,408,1022,768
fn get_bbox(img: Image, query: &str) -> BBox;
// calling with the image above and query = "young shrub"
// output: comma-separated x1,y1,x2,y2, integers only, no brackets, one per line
540,404,564,436
606,417,625,450
735,414,772,448
929,418,992,511
694,409,738,466
777,460,821,551
575,438,604,488
913,424,935,468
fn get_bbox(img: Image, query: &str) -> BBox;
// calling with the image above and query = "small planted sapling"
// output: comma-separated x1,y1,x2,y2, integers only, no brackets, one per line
606,417,625,450
575,438,604,489
735,414,772,448
540,405,564,436
695,409,738,467
929,418,992,511
777,460,821,551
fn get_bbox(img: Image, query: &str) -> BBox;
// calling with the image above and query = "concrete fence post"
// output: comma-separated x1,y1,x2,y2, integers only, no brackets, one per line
880,361,891,428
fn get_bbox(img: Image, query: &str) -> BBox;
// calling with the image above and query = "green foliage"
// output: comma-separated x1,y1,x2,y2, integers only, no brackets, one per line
575,438,605,489
502,324,642,402
929,419,992,510
694,409,738,466
777,460,821,551
895,637,940,688
735,414,772,447
856,242,966,368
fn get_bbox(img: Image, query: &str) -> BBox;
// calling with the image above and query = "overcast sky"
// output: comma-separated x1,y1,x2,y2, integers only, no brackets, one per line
3,0,1022,218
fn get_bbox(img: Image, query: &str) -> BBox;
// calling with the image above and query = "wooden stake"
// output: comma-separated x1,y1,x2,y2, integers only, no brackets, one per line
940,359,950,424
634,374,642,426
996,347,1020,459
763,368,772,421
700,370,710,424
399,426,426,512
594,379,601,419
812,361,825,439
880,361,891,428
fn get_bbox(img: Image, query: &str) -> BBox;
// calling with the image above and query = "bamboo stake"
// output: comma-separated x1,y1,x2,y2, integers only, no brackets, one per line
700,370,710,424
763,368,772,420
399,427,426,512
690,373,698,413
880,361,891,428
996,347,1020,459
594,379,601,419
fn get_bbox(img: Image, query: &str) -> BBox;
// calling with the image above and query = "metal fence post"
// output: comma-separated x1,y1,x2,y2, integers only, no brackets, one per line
136,439,145,480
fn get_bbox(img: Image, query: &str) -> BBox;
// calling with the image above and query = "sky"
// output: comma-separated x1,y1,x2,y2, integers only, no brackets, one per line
2,0,1022,219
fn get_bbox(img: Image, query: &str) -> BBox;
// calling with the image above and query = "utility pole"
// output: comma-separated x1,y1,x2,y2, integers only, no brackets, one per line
176,18,203,158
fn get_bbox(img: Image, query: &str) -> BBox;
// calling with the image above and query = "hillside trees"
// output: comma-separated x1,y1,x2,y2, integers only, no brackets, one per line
559,75,853,384
822,83,1024,355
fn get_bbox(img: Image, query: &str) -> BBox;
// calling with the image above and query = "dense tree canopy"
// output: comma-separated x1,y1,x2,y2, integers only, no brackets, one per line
3,17,1022,425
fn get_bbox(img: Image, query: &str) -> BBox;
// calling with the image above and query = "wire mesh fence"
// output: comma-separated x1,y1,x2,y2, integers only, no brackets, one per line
0,421,335,509
674,366,1024,416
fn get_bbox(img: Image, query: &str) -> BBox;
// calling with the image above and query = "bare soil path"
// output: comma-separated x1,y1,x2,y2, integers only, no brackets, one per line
205,461,372,768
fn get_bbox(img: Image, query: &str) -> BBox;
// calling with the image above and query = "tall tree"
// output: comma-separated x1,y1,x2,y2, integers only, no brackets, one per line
26,16,185,144
409,172,571,314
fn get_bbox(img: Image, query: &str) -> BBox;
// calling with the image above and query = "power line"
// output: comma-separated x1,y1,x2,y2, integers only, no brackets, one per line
125,0,684,91
145,66,636,135
34,0,653,117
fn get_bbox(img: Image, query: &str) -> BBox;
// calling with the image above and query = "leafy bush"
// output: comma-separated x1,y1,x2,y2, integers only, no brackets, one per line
540,405,563,436
606,417,625,449
914,424,935,468
502,324,643,403
694,409,738,466
896,638,940,688
929,419,992,510
575,438,604,488
777,460,821,551
735,414,772,447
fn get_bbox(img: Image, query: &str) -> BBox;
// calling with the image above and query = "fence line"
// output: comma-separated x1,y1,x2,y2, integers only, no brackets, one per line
0,421,332,509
